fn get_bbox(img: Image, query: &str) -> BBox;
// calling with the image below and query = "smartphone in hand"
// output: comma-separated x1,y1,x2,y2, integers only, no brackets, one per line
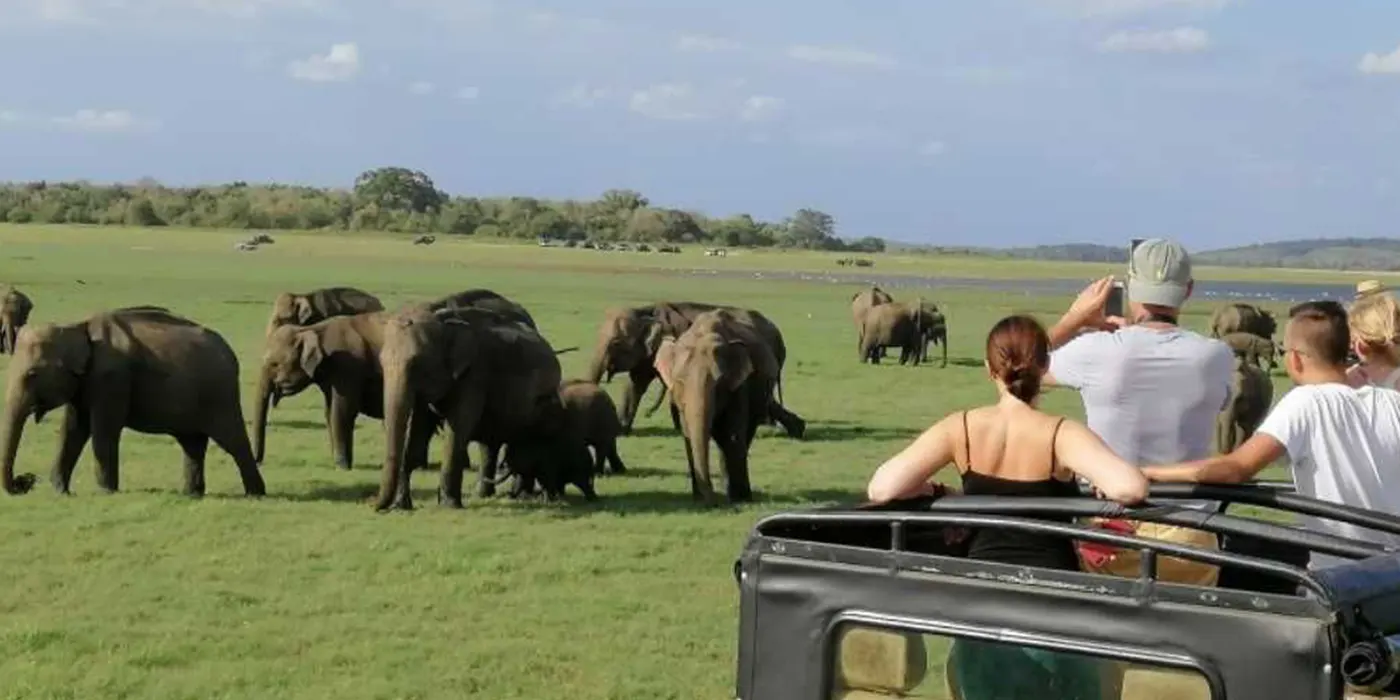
1104,281,1125,319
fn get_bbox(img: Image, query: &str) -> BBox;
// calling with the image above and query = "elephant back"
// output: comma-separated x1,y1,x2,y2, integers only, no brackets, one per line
430,289,536,330
308,287,384,317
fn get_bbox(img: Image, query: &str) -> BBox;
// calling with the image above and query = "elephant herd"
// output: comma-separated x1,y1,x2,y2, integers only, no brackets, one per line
850,285,949,367
0,285,811,511
0,280,1290,511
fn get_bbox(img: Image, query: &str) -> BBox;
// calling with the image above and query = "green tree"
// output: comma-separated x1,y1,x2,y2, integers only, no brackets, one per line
352,167,446,214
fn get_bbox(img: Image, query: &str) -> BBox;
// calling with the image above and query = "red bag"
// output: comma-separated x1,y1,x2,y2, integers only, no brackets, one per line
1075,518,1137,568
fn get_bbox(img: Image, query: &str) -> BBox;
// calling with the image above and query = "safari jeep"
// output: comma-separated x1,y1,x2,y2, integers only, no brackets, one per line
733,484,1400,700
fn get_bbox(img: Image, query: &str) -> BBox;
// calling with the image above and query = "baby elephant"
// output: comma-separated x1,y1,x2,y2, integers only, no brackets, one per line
499,436,598,502
560,379,628,476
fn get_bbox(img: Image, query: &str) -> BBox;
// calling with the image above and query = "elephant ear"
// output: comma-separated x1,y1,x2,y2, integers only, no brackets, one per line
718,340,756,392
441,319,479,381
643,321,668,358
653,337,681,390
59,326,92,376
294,296,316,324
298,330,326,376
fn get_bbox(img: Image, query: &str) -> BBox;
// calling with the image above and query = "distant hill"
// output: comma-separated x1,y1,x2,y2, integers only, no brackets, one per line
890,237,1400,272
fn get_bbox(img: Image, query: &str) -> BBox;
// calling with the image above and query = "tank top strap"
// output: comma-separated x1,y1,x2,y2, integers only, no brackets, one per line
1049,417,1065,467
960,410,971,472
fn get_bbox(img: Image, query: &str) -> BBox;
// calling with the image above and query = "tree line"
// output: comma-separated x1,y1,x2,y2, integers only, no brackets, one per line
0,166,886,253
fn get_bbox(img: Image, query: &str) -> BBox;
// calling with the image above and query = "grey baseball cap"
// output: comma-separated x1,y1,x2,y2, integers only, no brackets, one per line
1128,238,1192,308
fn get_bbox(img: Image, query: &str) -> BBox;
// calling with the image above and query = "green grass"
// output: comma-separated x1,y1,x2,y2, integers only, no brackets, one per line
0,225,1299,699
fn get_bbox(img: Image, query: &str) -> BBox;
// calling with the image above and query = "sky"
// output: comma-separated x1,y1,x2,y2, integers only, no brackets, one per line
1,0,1399,249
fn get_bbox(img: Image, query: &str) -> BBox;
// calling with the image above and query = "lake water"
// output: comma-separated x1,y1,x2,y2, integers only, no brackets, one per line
668,268,1361,304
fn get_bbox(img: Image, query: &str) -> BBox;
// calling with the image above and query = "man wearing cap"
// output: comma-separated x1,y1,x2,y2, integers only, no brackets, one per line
1043,237,1236,586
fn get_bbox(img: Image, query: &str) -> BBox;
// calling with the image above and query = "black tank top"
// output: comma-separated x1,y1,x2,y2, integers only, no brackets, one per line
957,411,1081,571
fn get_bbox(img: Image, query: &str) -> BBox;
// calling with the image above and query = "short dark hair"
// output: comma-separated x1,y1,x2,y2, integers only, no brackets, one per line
1286,300,1350,366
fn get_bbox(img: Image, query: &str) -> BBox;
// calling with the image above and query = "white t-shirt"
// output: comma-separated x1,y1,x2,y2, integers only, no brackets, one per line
1256,383,1400,569
1050,326,1236,508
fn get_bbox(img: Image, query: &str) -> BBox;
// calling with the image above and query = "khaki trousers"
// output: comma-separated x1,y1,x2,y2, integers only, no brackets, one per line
1079,520,1221,700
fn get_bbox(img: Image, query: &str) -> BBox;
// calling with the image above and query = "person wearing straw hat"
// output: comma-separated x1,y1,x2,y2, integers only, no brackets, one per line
1356,279,1387,300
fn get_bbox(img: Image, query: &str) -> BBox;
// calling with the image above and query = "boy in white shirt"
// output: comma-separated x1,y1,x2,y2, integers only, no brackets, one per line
1143,300,1400,569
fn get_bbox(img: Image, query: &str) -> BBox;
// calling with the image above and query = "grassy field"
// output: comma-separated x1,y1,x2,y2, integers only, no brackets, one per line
0,224,1306,699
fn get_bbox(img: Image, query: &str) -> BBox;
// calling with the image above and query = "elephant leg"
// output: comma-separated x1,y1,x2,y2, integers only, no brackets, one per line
619,370,655,434
50,404,91,495
328,390,357,471
207,413,268,497
319,384,333,459
768,401,805,440
719,404,754,503
438,424,470,508
176,434,210,497
405,408,435,472
591,443,606,476
602,439,627,474
475,441,504,500
88,381,131,494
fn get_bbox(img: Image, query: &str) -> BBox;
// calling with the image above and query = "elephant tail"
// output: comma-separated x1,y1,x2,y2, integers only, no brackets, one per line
553,346,580,356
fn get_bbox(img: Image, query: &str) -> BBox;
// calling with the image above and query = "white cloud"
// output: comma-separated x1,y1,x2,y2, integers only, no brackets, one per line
676,34,740,52
552,82,610,108
0,110,24,125
50,109,158,133
1359,45,1400,75
629,83,705,121
786,44,898,70
918,140,947,156
408,81,435,95
738,96,783,122
287,42,360,82
1097,27,1209,53
455,86,481,101
1070,0,1229,17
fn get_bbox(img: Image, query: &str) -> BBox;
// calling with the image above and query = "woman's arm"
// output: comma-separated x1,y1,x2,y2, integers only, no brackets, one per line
866,416,957,503
1053,420,1149,505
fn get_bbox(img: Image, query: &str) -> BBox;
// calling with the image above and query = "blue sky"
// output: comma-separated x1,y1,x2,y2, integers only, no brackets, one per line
2,0,1399,249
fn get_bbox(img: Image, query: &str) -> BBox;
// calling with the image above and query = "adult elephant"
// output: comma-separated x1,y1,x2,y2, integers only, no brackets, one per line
252,310,403,471
375,305,566,511
850,285,894,356
859,300,933,366
586,301,804,438
0,286,33,355
0,306,266,498
1219,331,1278,371
1215,356,1273,454
652,308,781,505
1210,303,1277,340
265,286,384,337
426,288,537,330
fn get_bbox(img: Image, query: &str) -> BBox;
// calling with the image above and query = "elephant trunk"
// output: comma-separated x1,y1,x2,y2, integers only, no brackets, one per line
376,367,414,511
0,384,34,495
586,345,610,384
252,366,274,464
684,388,717,503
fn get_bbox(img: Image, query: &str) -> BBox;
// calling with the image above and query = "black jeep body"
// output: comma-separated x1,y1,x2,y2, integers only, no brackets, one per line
734,484,1400,700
